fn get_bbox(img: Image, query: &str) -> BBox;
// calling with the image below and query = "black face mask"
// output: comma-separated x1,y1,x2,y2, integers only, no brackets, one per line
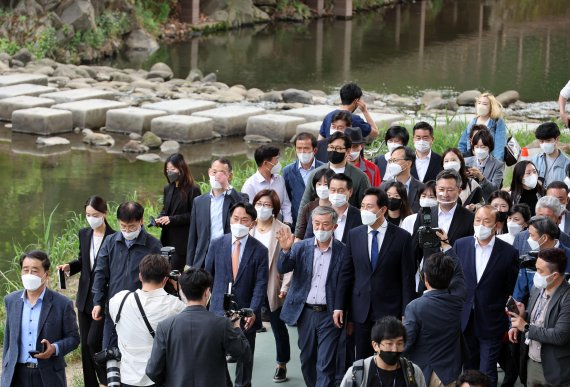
167,172,180,184
497,211,509,223
387,198,402,211
328,150,345,164
379,350,402,366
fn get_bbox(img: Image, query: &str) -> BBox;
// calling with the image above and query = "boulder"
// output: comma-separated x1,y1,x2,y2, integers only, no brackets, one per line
142,131,162,149
136,153,161,162
246,88,264,102
202,73,217,83
261,91,283,103
60,0,96,31
122,140,149,153
425,97,454,110
215,90,245,103
146,71,173,81
82,128,115,146
456,90,481,106
13,48,33,65
126,29,159,52
308,89,327,98
36,136,71,146
186,68,203,82
282,88,313,104
229,85,248,97
160,140,180,154
149,63,174,80
111,72,133,83
496,90,520,107
421,91,443,106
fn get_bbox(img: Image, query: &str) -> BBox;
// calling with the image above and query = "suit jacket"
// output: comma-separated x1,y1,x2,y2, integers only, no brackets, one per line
520,281,570,385
563,211,570,235
464,156,505,202
67,226,115,313
205,234,268,331
159,182,201,258
335,223,416,324
513,229,570,257
373,154,388,181
304,205,362,244
315,139,329,164
186,189,246,268
278,238,346,325
2,288,80,387
453,236,518,339
145,305,251,387
380,177,424,213
283,158,324,227
411,152,443,183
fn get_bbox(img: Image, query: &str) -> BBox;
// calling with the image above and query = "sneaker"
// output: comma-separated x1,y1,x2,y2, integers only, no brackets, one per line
273,367,287,383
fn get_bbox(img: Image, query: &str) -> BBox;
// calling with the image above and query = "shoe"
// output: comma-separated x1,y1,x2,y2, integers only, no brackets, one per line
273,367,287,383
256,326,267,333
226,355,237,363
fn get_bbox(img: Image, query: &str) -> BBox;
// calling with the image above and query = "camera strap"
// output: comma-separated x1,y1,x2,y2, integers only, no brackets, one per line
114,291,155,338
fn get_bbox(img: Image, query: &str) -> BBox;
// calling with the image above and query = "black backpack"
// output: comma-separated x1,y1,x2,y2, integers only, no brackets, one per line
350,357,418,387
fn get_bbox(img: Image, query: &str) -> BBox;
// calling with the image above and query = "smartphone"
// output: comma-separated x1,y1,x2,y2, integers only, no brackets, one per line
28,350,40,357
58,269,66,290
506,296,519,315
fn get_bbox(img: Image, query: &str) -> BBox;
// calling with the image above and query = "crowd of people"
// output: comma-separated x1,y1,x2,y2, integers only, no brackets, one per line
4,81,570,387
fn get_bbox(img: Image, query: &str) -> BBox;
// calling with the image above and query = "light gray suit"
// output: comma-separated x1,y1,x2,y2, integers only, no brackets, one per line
464,156,505,202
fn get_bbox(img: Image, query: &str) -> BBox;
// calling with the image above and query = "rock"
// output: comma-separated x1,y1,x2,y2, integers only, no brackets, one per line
146,71,173,81
122,140,149,153
0,53,11,65
194,106,266,136
142,131,162,149
425,97,453,110
82,128,115,146
106,107,167,135
246,88,264,102
36,136,71,146
212,82,229,90
52,99,129,129
48,76,70,87
151,115,215,143
95,72,112,82
244,134,272,143
202,73,217,82
129,133,142,140
246,114,306,142
136,153,161,162
496,90,520,107
126,29,159,52
282,105,336,122
11,60,24,68
41,89,116,104
421,91,442,106
13,48,33,65
186,68,203,82
282,88,313,104
53,65,79,79
60,0,96,31
229,85,248,96
0,84,58,99
160,140,180,154
149,63,173,79
295,121,321,138
215,90,244,103
261,91,283,103
384,94,416,106
32,66,55,76
66,81,91,89
12,107,73,135
0,96,55,120
456,90,481,106
110,72,133,83
308,89,327,98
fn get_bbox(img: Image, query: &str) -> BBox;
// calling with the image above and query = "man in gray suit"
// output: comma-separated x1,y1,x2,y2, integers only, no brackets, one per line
546,181,570,235
508,248,570,386
146,268,251,387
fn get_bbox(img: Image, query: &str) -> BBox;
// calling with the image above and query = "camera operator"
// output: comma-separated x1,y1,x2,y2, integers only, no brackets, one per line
108,254,185,387
146,268,251,387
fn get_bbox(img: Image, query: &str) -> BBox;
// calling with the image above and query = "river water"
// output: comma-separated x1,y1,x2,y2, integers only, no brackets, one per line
1,0,569,270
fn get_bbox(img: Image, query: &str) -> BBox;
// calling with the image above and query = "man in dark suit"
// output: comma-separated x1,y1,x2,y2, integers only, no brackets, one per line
2,250,80,387
334,187,416,360
404,252,466,387
380,146,424,212
283,132,324,229
146,268,251,387
508,248,570,386
205,202,268,387
410,121,443,183
187,158,247,268
277,206,346,387
373,125,410,181
453,205,519,387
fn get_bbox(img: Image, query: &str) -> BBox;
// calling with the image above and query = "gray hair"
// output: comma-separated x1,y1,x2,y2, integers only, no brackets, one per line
536,196,564,217
311,205,338,224
435,169,462,188
528,216,560,240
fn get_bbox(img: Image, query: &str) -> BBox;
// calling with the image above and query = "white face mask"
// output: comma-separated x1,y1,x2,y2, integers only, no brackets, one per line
476,105,490,117
523,174,538,189
474,148,489,160
540,142,556,155
474,224,494,240
414,140,431,153
361,210,379,226
297,152,314,165
533,272,553,290
270,162,282,175
231,223,250,239
210,175,223,190
22,273,44,291
329,193,347,208
527,235,542,251
387,163,403,177
256,206,273,221
122,227,141,241
444,161,461,172
349,151,360,162
419,197,438,208
437,191,458,206
507,221,523,236
387,141,400,153
87,215,104,230
314,229,333,243
316,186,329,200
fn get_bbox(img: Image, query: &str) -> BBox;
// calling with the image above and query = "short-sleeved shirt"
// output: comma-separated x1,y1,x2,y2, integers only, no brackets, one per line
319,109,372,138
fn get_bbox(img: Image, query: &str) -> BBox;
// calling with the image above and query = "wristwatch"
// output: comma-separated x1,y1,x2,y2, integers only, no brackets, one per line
524,323,530,333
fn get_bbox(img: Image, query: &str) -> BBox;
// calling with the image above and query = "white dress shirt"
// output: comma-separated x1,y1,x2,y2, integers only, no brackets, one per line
415,151,431,182
334,207,349,241
307,238,333,305
367,220,388,261
560,215,566,235
474,236,495,283
438,204,457,234
241,171,293,223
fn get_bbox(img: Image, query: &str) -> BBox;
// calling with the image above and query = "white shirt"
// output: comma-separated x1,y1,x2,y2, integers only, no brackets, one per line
90,235,104,270
560,215,566,235
438,204,457,234
401,213,418,235
330,166,346,174
560,80,570,99
497,233,515,245
241,171,293,223
334,207,349,241
415,151,431,182
368,220,388,261
474,236,496,283
109,288,186,386
252,228,272,249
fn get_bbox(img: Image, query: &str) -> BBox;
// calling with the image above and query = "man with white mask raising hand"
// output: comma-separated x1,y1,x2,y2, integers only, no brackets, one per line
380,146,424,212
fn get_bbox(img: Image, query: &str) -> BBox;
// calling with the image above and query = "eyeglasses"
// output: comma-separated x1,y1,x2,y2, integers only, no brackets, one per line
255,203,273,209
388,158,407,163
327,146,346,152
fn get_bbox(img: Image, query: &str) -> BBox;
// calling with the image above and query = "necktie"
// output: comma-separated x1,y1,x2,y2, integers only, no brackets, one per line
370,230,379,270
232,239,241,280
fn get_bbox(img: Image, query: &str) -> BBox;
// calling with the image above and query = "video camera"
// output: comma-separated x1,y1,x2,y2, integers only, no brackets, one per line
224,283,254,322
417,207,441,249
161,246,181,298
519,250,539,271
94,347,121,387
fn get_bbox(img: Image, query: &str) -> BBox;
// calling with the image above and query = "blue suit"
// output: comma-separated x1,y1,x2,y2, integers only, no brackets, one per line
2,288,80,387
283,159,323,228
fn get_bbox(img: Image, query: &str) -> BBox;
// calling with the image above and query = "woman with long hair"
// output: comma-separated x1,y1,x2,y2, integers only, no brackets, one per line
509,160,544,216
488,190,513,235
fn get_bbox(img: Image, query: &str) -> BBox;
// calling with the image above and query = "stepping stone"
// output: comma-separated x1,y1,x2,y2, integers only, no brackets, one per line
143,99,217,115
194,106,265,136
12,107,73,135
52,99,129,129
40,88,116,104
105,107,167,135
295,121,322,138
0,73,48,87
0,96,55,120
355,112,406,129
282,105,337,122
246,114,306,142
151,115,215,143
0,84,58,99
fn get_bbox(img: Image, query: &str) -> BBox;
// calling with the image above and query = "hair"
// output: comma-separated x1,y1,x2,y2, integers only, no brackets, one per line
254,145,280,167
547,180,569,194
471,129,495,153
311,205,338,224
391,145,416,164
456,369,491,387
489,190,513,211
331,110,353,127
139,254,170,283
535,121,560,140
164,153,195,196
511,203,532,224
475,204,499,223
117,201,144,222
311,168,336,190
212,157,233,173
510,160,545,199
435,168,463,189
328,131,352,149
85,195,110,227
528,216,560,240
412,121,434,136
385,181,412,217
363,187,389,209
252,189,281,217
538,247,568,275
339,82,363,105
229,202,257,221
536,196,564,217
20,250,50,271
442,148,468,189
295,132,317,148
423,252,455,290
417,180,437,202
330,173,353,190
371,316,407,343
468,124,490,140
384,125,409,146
477,92,503,120
179,268,213,301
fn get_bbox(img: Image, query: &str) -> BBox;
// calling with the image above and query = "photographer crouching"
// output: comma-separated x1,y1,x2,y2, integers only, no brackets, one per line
146,268,252,387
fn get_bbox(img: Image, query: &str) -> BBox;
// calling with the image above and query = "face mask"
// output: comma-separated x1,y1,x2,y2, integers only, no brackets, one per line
349,151,360,162
167,171,180,184
387,141,400,153
387,198,402,211
379,350,402,366
297,152,313,165
437,191,457,206
527,235,542,251
87,215,104,230
21,274,44,292
444,161,461,172
256,206,273,221
540,142,556,155
523,174,538,189
496,211,509,223
414,140,430,153
329,193,347,208
474,148,489,160
420,197,438,208
387,163,403,177
361,210,379,226
230,223,250,239
328,150,345,165
507,221,523,236
122,227,141,241
476,105,490,117
314,229,333,243
316,186,329,200
270,162,282,175
474,225,494,240
533,272,554,290
210,175,223,190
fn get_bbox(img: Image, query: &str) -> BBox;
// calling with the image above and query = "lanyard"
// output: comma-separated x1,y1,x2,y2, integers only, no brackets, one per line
531,290,549,324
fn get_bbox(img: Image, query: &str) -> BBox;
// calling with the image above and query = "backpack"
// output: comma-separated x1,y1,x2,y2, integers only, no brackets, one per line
350,357,418,387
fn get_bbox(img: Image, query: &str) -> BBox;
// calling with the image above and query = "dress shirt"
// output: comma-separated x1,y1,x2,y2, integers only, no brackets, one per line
368,220,388,261
210,190,226,241
528,290,551,362
90,235,104,270
474,236,495,283
330,166,346,174
438,204,457,234
334,207,349,241
241,171,293,223
298,159,316,186
306,238,333,305
232,235,248,266
415,151,431,182
18,288,57,364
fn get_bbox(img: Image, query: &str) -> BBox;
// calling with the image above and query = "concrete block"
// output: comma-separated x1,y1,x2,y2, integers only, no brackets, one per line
40,88,116,104
282,105,336,122
143,99,217,115
151,115,214,143
295,121,322,138
194,106,265,136
0,73,49,87
106,107,167,135
52,99,129,129
0,96,55,120
355,112,406,129
12,107,73,135
0,84,58,99
246,114,306,142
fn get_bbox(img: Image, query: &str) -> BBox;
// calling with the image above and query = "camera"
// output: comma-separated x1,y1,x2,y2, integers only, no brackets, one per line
223,291,254,321
147,216,157,228
161,246,176,261
417,207,441,249
94,347,121,365
94,347,122,387
161,247,181,298
519,250,539,271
